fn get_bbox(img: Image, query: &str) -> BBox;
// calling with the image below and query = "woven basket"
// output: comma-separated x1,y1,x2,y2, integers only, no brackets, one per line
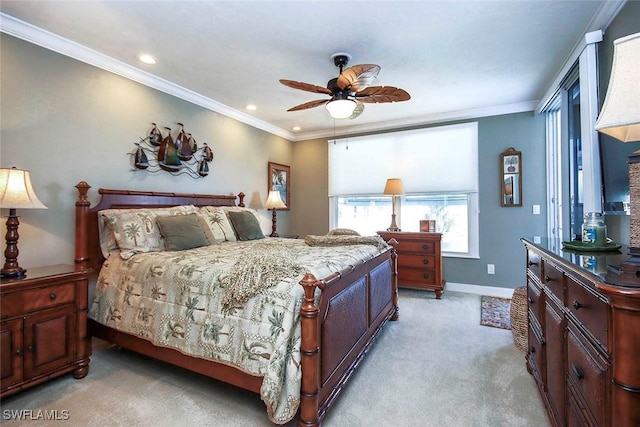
510,286,528,353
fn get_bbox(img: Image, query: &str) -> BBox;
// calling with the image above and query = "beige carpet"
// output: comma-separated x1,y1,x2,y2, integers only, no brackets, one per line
0,290,550,426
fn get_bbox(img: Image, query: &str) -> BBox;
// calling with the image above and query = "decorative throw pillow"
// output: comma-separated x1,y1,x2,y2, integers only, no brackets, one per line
156,213,210,251
227,210,265,241
327,228,361,236
197,207,237,243
100,205,198,259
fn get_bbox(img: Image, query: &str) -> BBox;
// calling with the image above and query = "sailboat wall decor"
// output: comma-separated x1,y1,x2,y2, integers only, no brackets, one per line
129,122,214,179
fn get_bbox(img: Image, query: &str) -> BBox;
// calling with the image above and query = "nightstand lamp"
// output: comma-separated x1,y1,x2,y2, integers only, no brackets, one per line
594,32,640,276
265,190,287,237
0,167,47,277
384,178,405,231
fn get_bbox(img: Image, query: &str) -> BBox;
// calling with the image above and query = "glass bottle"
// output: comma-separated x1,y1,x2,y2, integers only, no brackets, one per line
582,212,607,246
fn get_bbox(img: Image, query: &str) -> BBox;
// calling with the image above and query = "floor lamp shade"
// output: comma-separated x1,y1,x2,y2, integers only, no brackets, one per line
594,32,640,277
383,178,405,231
0,167,47,277
265,190,286,237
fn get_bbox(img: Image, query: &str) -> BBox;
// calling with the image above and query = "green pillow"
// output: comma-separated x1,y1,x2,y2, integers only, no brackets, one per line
227,210,265,241
156,213,210,251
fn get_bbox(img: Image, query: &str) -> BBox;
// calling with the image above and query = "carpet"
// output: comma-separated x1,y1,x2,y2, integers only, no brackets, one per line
481,295,512,329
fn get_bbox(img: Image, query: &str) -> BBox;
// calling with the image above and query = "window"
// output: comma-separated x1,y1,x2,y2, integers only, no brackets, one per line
329,123,479,258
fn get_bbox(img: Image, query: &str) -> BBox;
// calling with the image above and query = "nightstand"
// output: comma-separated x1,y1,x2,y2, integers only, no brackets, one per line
1,264,91,398
377,231,445,298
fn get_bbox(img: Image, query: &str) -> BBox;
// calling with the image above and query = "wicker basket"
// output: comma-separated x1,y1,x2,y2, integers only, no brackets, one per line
510,286,528,353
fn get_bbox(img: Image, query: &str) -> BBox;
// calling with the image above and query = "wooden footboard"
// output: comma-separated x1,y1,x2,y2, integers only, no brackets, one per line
74,182,397,426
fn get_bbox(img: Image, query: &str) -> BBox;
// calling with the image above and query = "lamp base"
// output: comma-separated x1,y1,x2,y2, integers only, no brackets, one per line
270,208,279,238
1,266,26,278
387,213,401,232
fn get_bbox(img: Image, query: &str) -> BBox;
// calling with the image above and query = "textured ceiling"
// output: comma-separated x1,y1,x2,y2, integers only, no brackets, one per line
0,1,621,140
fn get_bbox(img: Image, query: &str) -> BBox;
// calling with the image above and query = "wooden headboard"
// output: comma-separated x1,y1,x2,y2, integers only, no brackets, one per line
74,181,245,273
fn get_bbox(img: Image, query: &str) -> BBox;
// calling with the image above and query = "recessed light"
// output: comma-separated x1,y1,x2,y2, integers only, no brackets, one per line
138,54,157,65
246,104,257,111
292,126,301,131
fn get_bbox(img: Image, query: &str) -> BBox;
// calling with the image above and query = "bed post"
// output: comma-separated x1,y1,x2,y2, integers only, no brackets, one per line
298,273,320,427
388,238,400,320
74,181,91,271
237,192,245,207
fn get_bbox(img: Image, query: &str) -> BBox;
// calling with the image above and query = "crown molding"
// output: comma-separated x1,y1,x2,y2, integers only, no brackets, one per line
0,13,295,141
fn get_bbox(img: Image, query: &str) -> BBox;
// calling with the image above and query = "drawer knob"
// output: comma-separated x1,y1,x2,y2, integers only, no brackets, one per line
528,297,534,304
423,273,430,279
28,345,34,352
49,293,57,300
528,261,539,267
544,275,554,282
530,346,535,354
571,364,584,380
15,349,22,356
422,259,430,265
422,244,429,250
572,300,584,310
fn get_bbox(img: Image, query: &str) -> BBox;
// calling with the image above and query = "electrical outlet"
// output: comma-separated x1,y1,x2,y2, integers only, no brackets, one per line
533,204,541,215
487,264,495,275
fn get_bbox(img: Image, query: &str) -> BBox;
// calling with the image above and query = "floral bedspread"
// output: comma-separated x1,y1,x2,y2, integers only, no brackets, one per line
89,237,385,424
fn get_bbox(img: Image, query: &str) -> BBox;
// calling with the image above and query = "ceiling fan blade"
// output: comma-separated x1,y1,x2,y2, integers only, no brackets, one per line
287,99,330,112
355,86,411,103
349,101,365,119
337,64,381,92
279,79,333,95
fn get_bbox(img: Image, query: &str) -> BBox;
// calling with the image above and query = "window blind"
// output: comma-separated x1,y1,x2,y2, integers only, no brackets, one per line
328,122,478,196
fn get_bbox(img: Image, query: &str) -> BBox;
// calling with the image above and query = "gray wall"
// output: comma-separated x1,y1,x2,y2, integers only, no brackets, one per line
292,112,547,289
0,34,293,269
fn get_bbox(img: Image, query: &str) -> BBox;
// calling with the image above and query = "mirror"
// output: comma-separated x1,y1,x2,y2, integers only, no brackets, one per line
501,147,522,207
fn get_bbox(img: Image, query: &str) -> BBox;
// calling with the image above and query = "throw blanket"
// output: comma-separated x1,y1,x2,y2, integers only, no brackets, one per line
221,242,307,309
305,234,389,251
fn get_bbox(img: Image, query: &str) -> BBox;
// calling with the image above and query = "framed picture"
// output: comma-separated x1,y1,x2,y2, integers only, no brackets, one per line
268,162,290,210
500,147,522,207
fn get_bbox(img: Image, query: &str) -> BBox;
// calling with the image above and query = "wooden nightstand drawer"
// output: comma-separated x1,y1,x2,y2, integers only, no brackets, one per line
396,240,436,254
398,268,437,285
1,282,75,318
397,254,436,269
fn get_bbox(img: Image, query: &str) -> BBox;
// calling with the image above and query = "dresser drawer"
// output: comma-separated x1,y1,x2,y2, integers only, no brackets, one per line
527,279,543,321
567,325,609,427
527,249,542,281
396,240,436,255
543,261,564,302
567,276,609,351
398,268,437,285
1,282,76,318
398,254,436,269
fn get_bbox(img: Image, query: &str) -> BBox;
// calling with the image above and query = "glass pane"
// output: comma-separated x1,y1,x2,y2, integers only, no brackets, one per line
401,194,469,253
336,196,392,236
568,80,583,239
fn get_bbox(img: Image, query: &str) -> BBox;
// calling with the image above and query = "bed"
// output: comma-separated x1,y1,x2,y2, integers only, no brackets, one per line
73,181,398,426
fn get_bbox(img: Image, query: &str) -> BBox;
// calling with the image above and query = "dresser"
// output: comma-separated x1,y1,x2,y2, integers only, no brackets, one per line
522,238,640,427
377,231,445,298
1,265,91,398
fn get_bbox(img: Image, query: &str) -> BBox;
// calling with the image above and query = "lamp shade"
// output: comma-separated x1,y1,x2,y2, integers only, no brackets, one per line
265,190,287,209
383,178,405,196
594,32,640,142
0,168,47,209
326,99,357,119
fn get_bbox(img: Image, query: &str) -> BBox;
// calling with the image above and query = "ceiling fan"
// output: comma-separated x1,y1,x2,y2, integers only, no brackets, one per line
279,53,411,119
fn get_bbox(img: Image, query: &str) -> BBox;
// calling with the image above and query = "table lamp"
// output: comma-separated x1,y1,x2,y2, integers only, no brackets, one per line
265,190,287,237
383,178,405,231
0,167,48,277
594,32,640,275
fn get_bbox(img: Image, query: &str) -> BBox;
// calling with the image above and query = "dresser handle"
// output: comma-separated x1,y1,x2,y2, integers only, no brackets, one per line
572,300,584,310
571,364,584,380
423,273,430,279
530,346,535,354
528,261,539,267
15,349,22,356
49,293,57,300
422,244,429,250
27,345,34,352
544,275,554,282
422,259,429,265
528,297,534,304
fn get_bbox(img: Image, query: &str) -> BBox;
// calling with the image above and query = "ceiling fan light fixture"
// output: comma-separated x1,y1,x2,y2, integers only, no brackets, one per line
326,99,356,119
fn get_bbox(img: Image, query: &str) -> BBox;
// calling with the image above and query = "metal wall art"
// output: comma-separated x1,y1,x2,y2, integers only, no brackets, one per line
129,122,214,179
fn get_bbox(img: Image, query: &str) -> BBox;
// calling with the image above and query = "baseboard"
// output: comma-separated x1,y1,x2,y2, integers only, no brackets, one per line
446,282,516,299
